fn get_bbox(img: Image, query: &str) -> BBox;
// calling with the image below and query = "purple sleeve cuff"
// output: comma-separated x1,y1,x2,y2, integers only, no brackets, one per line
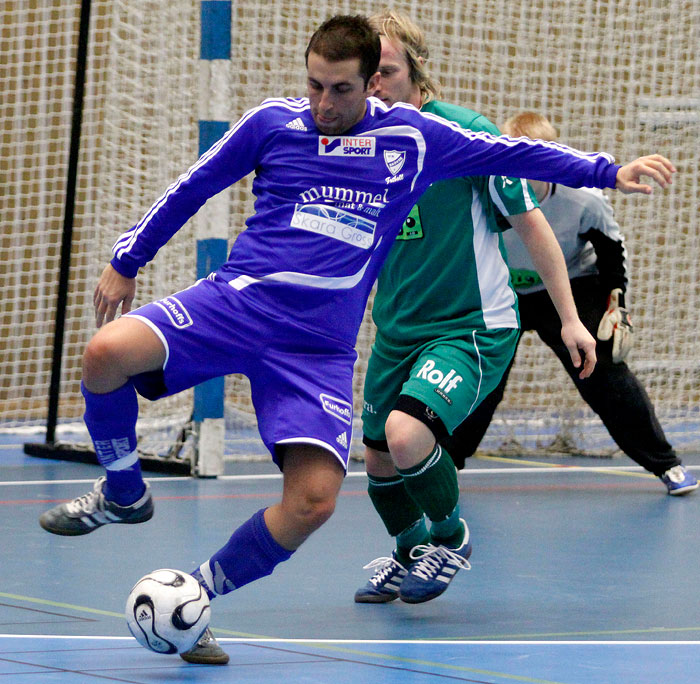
110,256,139,279
603,164,620,189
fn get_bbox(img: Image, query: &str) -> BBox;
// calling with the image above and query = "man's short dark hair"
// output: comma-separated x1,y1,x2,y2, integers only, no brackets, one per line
305,15,381,86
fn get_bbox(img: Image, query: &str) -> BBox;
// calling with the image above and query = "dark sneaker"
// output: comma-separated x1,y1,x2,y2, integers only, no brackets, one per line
354,552,409,603
39,476,153,536
399,519,472,604
180,628,229,665
660,465,698,496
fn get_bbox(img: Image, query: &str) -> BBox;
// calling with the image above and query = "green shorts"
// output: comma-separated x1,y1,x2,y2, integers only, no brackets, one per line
362,327,519,443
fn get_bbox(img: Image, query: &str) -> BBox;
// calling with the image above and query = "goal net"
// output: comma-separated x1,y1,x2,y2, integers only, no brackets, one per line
1,0,698,467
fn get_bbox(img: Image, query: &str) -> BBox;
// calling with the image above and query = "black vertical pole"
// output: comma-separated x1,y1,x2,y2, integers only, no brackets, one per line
45,0,92,444
24,0,188,475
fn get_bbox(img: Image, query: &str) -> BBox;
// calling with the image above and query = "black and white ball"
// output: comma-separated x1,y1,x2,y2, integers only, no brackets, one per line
125,568,211,654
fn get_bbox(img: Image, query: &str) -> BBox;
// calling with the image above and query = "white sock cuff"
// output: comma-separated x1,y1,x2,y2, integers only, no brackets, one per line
104,450,139,471
198,561,216,594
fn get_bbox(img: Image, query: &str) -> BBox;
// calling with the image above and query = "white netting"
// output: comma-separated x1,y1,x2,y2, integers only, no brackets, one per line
1,0,698,460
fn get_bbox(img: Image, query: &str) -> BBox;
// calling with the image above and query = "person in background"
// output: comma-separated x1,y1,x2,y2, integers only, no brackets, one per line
443,111,696,499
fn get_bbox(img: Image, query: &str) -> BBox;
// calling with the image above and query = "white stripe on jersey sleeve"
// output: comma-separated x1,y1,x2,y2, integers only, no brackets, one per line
417,109,615,166
112,98,312,260
487,176,536,217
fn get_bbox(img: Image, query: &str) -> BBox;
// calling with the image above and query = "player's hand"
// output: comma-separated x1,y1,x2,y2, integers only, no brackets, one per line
615,154,676,194
93,264,136,327
561,319,597,379
597,288,633,363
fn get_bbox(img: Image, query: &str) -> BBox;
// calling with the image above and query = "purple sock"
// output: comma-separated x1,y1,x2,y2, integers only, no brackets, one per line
81,381,144,505
193,508,294,596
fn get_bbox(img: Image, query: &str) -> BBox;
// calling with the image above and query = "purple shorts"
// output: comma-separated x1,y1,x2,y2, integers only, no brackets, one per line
125,275,356,470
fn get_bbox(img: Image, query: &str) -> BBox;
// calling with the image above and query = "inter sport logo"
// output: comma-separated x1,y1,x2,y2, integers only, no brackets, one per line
318,136,376,157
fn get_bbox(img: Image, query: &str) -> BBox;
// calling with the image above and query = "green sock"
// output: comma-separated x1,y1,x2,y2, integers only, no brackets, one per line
430,505,464,548
367,473,424,537
367,473,428,566
398,444,462,544
395,517,430,567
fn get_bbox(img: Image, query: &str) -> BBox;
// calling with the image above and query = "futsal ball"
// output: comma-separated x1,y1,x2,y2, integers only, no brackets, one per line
125,568,211,654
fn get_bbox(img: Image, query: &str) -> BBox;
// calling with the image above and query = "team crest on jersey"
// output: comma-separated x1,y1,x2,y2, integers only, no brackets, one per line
318,136,376,156
155,296,193,329
320,393,352,425
510,268,543,289
397,205,423,240
384,150,406,177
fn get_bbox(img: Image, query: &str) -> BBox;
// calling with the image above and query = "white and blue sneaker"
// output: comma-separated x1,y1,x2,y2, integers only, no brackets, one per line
180,628,229,665
660,465,698,496
39,476,153,536
354,552,409,603
399,519,472,604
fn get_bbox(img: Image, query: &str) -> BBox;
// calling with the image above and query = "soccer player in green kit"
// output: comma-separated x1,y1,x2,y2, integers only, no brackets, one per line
356,9,599,604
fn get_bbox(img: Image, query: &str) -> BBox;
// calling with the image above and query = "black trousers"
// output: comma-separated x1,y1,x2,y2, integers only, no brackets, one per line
443,274,679,476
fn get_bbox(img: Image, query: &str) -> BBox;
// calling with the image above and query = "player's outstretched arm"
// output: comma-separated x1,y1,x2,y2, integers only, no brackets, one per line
615,154,676,195
93,263,136,328
510,208,597,379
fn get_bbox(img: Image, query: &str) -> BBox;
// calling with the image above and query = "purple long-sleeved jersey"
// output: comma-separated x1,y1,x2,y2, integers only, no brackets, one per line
111,96,619,346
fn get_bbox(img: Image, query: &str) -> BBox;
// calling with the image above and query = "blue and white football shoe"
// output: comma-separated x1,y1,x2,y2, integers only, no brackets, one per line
660,465,698,496
354,552,410,603
399,519,472,604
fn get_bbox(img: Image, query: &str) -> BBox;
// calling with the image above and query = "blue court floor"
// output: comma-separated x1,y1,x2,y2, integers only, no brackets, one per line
1,436,699,682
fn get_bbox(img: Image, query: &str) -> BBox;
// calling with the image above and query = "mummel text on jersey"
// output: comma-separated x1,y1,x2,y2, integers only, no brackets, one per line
110,96,619,346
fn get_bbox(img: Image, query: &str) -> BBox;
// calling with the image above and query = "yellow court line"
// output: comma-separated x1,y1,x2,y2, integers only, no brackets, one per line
0,591,262,637
450,626,700,640
475,454,655,480
0,591,567,683
0,592,123,618
6,591,696,682
291,643,568,684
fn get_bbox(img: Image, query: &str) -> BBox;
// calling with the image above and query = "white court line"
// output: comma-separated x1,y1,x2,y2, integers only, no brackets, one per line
0,634,699,645
0,465,698,487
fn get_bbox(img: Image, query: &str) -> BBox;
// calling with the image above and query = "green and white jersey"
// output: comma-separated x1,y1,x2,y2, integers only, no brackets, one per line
371,100,538,350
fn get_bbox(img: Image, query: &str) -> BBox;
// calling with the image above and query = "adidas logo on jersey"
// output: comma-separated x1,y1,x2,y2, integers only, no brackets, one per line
336,432,348,449
286,117,307,131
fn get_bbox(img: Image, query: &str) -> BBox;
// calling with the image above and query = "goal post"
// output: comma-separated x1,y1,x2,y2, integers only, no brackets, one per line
2,0,699,469
190,1,234,477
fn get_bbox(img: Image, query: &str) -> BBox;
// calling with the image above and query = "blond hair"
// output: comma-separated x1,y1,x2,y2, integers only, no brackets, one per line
502,112,559,141
369,9,440,105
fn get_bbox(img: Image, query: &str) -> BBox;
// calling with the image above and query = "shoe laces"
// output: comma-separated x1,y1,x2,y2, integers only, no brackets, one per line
196,628,215,647
362,556,404,583
664,466,687,484
65,478,105,515
408,544,471,581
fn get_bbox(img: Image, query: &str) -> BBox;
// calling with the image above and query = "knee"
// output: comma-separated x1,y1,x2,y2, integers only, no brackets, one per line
82,329,119,382
385,411,414,450
385,410,435,468
289,488,337,532
278,446,344,540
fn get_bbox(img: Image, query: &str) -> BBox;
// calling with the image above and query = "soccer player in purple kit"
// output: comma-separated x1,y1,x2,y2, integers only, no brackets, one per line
39,15,675,663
